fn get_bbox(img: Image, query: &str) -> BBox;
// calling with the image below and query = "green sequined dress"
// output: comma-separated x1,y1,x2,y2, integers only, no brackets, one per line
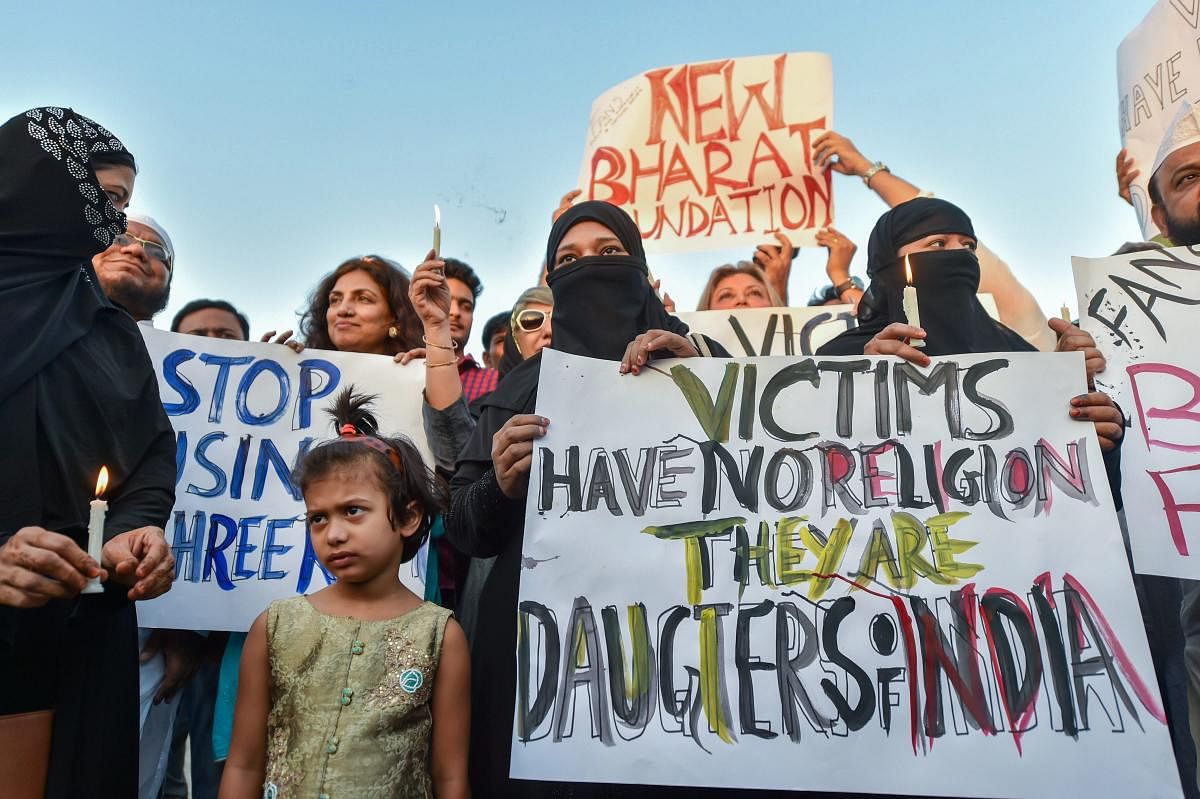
262,597,452,799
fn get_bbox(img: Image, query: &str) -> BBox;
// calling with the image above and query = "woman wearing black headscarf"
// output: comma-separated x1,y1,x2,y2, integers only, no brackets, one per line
0,108,177,798
445,201,725,798
817,196,1124,460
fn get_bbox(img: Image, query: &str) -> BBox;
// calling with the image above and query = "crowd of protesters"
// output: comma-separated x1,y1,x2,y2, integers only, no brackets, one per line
1,97,1196,799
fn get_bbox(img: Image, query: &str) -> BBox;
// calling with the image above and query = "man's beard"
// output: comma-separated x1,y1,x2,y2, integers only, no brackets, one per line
1164,210,1200,247
106,276,169,322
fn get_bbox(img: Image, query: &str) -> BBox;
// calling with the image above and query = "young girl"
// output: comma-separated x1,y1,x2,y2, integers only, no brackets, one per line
220,389,470,799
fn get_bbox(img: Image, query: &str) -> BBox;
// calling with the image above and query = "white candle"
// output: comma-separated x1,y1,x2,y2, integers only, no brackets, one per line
433,204,441,257
82,467,108,595
1060,303,1071,323
902,255,925,349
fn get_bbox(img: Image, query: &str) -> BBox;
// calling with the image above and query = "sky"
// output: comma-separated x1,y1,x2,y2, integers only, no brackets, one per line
1,0,1153,353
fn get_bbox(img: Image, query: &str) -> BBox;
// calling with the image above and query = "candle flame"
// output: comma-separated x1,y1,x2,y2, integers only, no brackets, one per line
433,204,441,227
95,466,109,497
904,254,913,285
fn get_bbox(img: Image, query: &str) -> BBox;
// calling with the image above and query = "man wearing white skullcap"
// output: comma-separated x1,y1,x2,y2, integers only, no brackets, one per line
91,212,175,322
1149,101,1200,246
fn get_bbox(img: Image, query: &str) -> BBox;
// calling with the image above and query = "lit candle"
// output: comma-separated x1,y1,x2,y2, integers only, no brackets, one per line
433,204,441,258
82,466,108,595
902,255,925,349
1060,302,1071,323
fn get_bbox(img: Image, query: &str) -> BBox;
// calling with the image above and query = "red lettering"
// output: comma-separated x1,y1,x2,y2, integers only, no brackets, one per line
645,66,689,145
786,116,827,173
1128,363,1200,452
702,141,749,197
724,53,788,140
804,171,834,228
588,147,628,205
1147,463,1200,555
688,59,729,143
707,197,737,237
779,182,808,230
629,143,665,204
746,132,792,185
661,144,704,199
685,200,710,237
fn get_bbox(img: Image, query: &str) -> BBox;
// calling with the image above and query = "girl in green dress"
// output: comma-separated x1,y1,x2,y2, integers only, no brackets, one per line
220,389,470,799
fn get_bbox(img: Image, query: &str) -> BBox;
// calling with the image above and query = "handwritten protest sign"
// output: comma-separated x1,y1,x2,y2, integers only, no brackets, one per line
676,296,999,357
1118,0,1200,239
512,349,1178,797
1074,244,1200,578
578,53,833,253
136,329,429,631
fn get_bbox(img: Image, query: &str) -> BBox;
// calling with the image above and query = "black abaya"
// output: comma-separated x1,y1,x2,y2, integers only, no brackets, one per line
0,107,176,799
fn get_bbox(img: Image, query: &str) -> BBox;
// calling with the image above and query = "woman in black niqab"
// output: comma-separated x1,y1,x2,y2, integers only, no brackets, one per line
0,108,177,798
445,201,729,798
816,197,1034,358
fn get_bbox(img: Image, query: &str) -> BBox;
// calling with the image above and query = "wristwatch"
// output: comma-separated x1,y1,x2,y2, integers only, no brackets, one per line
833,278,858,296
862,161,890,187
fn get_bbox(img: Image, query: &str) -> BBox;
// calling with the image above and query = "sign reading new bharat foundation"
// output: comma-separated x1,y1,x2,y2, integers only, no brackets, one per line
1075,244,1200,578
578,52,834,252
136,329,429,631
511,348,1179,797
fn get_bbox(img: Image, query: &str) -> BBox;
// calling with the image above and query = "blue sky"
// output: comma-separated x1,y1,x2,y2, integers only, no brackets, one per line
2,1,1150,353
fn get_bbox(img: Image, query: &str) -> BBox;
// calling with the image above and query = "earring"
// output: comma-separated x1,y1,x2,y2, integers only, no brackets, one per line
388,326,398,339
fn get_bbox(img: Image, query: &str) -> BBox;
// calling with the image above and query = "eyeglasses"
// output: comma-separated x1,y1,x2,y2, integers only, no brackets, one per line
512,308,551,333
114,232,172,269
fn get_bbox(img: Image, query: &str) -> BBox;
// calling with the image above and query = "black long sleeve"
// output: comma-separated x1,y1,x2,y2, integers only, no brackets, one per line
445,403,526,559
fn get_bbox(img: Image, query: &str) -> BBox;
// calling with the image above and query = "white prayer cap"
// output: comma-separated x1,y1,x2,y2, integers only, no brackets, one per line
125,213,175,266
1152,101,1200,177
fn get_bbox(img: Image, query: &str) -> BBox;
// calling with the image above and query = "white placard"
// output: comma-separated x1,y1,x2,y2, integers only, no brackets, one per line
512,348,1178,798
1074,244,1200,578
1118,0,1200,239
136,329,429,631
578,53,833,252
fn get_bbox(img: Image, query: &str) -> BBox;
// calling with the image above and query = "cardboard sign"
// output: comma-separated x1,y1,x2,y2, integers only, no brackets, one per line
579,53,834,252
1074,244,1200,578
136,329,430,631
511,348,1177,797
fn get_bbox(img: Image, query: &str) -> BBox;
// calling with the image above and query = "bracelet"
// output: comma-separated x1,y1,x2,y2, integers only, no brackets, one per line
833,278,857,296
862,161,890,187
425,359,458,368
422,334,457,351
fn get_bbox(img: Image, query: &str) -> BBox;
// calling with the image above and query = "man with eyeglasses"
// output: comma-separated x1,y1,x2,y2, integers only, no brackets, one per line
92,214,174,323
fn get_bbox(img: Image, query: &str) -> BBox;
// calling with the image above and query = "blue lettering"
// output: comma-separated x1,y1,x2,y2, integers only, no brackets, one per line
234,516,265,580
174,431,187,487
199,354,253,424
229,435,252,500
252,438,301,501
186,432,228,498
262,517,297,580
203,514,238,591
170,509,206,583
296,358,341,430
296,530,334,594
236,360,290,426
161,349,200,415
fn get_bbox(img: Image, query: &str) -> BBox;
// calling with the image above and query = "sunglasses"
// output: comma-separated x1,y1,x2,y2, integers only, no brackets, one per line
513,308,552,333
114,232,172,270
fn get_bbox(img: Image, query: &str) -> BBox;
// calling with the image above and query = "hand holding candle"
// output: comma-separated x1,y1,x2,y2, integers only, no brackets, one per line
433,204,441,258
902,255,925,349
82,466,108,595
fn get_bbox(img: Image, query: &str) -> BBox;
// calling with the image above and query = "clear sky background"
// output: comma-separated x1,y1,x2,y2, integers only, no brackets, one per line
2,1,1150,352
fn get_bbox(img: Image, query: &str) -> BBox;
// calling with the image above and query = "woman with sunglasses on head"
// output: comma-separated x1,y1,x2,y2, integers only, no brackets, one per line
495,286,553,377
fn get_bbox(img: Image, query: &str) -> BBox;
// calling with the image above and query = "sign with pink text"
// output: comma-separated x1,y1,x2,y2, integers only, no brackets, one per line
512,348,1178,797
577,53,833,253
1075,244,1200,578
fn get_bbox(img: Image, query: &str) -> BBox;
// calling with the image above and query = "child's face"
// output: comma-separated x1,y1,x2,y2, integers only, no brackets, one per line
304,468,417,583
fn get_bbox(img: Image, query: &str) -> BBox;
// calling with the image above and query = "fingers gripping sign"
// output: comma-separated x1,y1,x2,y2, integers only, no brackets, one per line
493,414,550,498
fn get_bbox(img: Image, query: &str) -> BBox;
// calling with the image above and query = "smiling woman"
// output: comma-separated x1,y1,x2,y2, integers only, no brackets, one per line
298,255,422,355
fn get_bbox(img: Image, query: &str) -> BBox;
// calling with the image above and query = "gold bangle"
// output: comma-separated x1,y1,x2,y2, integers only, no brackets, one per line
426,359,458,368
422,334,457,351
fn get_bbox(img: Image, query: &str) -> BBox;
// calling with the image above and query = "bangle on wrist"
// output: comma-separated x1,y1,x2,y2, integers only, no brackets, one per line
425,359,458,368
422,334,457,351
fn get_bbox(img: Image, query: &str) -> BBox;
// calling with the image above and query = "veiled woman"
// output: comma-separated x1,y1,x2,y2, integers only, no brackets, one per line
0,107,177,797
445,201,726,798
